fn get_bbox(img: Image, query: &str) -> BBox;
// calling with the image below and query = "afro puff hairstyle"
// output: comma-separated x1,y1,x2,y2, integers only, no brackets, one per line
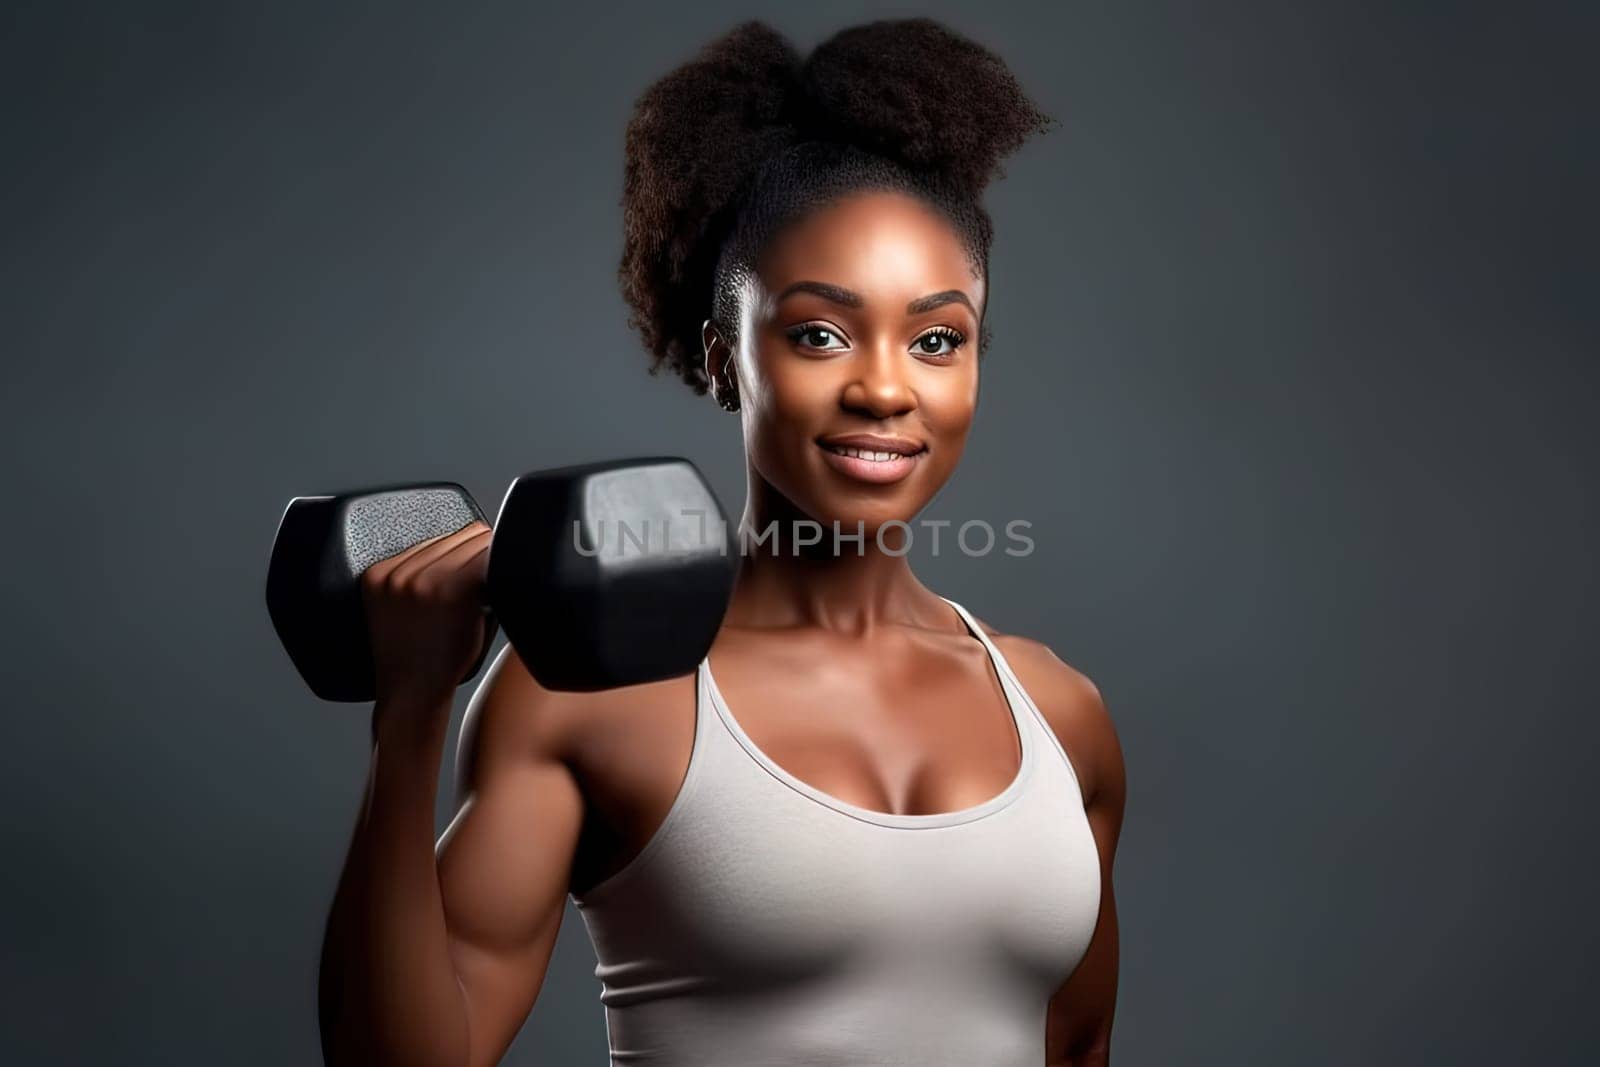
618,18,1055,394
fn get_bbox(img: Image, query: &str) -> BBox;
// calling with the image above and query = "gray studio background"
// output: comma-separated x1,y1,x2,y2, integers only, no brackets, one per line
3,2,1595,1064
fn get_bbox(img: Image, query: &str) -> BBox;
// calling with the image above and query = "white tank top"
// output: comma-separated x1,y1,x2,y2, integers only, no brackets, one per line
571,598,1102,1066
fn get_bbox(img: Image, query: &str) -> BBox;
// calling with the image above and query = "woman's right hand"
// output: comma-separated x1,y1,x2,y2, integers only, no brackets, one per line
327,519,583,1067
358,520,495,712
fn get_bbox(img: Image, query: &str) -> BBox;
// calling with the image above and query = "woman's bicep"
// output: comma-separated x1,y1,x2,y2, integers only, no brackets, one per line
436,646,587,1067
1045,817,1120,1065
1044,675,1125,1066
996,633,1125,1064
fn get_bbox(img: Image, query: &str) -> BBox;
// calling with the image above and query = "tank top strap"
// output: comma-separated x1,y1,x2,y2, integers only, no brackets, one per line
939,597,1087,796
940,597,1027,695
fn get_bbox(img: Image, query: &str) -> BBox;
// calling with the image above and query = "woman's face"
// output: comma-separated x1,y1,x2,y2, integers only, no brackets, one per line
709,189,986,537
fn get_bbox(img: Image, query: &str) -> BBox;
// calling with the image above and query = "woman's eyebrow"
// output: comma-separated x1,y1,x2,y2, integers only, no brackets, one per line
775,280,863,308
906,289,975,316
774,280,975,316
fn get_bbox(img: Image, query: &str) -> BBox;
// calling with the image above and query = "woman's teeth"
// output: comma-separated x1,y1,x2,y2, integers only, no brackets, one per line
826,446,907,462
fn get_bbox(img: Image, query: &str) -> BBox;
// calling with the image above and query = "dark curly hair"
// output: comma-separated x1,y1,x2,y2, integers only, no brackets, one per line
618,18,1056,394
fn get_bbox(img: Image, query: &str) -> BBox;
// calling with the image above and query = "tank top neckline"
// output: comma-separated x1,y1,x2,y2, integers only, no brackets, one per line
701,596,1038,830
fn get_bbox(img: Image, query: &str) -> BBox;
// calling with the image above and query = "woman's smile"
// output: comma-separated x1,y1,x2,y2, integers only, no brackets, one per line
816,432,928,485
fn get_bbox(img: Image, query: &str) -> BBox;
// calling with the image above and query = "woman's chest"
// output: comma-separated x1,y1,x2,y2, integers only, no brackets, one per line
566,641,1030,892
566,661,1100,998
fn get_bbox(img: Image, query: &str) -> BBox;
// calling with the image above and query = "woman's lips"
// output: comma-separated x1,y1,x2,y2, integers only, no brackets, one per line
817,442,925,484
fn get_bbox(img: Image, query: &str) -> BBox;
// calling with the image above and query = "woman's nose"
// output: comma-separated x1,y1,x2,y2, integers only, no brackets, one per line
840,342,916,418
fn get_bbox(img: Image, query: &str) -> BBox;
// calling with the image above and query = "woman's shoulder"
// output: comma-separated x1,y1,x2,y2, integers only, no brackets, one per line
456,641,693,786
956,609,1102,708
962,612,1122,805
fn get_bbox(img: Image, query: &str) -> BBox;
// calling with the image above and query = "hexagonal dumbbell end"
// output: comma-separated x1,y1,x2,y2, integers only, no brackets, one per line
266,483,495,702
487,457,737,692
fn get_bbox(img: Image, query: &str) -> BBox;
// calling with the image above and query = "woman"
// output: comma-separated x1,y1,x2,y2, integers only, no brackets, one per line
319,18,1126,1067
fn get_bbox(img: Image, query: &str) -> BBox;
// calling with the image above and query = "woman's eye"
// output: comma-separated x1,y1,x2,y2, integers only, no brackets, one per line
913,328,965,358
786,324,848,351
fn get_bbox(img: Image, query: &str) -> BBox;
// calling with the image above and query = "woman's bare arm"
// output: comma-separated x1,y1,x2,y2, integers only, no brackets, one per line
437,645,587,1064
318,643,585,1067
994,634,1126,1067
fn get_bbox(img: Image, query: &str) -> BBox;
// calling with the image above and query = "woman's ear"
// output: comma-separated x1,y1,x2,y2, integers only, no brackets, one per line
702,319,740,412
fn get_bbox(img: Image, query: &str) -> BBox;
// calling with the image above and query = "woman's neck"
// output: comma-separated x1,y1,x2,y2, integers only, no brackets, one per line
722,478,948,636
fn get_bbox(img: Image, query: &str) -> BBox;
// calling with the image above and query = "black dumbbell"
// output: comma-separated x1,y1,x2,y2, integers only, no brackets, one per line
266,456,737,700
